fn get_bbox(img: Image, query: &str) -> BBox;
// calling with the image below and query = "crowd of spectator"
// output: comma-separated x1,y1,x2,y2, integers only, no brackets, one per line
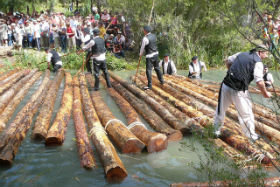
0,8,134,58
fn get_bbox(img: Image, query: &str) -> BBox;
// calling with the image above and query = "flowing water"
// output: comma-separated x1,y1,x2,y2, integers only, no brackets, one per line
0,70,279,187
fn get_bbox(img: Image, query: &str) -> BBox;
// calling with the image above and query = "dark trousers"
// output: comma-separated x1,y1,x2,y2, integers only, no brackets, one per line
53,64,62,72
60,35,67,53
85,52,92,73
93,59,112,90
146,55,164,87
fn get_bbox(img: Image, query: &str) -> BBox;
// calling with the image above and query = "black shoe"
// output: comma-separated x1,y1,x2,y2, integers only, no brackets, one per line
93,87,99,91
160,81,164,85
143,86,151,90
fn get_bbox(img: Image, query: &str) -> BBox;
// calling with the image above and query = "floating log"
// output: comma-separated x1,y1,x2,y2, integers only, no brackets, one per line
0,69,38,114
109,73,188,134
79,74,127,180
0,69,18,82
46,71,73,146
86,74,145,153
72,76,96,169
100,77,168,153
32,71,64,140
170,176,280,187
0,70,51,165
0,72,42,133
109,77,182,141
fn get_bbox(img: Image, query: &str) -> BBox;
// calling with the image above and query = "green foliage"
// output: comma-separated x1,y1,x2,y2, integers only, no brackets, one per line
14,50,48,71
61,51,83,70
106,53,138,71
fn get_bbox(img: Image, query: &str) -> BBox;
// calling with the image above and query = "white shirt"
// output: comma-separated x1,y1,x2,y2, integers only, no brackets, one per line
34,24,41,38
189,61,207,78
82,36,105,61
159,58,177,74
139,33,158,58
47,52,62,66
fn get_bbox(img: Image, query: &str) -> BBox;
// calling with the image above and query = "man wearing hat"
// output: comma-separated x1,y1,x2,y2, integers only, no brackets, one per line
214,45,271,141
263,65,274,88
81,27,92,73
188,56,207,79
159,53,177,75
139,25,164,90
45,47,62,72
81,28,112,91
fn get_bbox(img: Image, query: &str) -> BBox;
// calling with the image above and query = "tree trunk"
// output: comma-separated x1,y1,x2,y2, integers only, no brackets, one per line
76,0,79,9
0,69,19,82
109,77,182,141
73,76,96,169
32,71,64,140
0,72,42,133
46,72,73,146
0,70,29,96
110,73,189,134
100,77,168,153
0,69,38,114
0,70,51,165
86,74,145,153
79,74,127,180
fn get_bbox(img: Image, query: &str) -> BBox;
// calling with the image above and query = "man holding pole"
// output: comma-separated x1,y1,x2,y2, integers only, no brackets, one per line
139,25,164,90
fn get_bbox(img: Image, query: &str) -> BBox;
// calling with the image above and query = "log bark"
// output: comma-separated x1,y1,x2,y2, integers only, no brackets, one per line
0,69,19,82
0,69,38,114
0,70,51,165
72,76,96,169
170,176,280,187
0,72,42,133
0,70,28,94
32,71,64,140
109,73,189,134
79,74,127,180
46,71,73,145
109,77,182,141
100,77,168,153
86,74,145,153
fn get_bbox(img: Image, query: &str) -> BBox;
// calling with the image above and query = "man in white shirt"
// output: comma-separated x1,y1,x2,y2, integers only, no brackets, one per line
188,56,207,79
159,53,177,75
45,48,62,72
263,65,274,88
214,46,271,141
33,20,41,50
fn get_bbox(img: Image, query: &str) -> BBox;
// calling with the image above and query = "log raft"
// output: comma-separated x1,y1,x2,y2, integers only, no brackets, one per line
100,77,168,153
0,70,28,95
32,70,64,140
86,74,145,154
72,76,96,169
0,69,19,82
0,70,51,165
79,74,127,180
46,71,73,145
109,77,182,141
0,72,42,133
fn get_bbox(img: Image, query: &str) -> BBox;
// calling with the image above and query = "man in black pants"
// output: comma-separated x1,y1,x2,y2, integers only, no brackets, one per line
45,48,62,72
139,25,164,90
81,28,112,91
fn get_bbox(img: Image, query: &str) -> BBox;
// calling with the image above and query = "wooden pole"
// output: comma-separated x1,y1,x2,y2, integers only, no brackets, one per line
79,74,127,180
46,71,73,145
72,76,96,169
86,74,145,153
32,70,64,140
0,70,51,165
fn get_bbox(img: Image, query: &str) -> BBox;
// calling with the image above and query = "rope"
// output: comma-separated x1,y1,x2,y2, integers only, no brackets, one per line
89,126,107,136
127,121,147,130
105,118,127,131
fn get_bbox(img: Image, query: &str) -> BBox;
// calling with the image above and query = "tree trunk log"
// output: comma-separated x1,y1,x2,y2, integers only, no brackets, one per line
110,73,189,134
72,76,96,169
32,71,64,140
0,70,28,93
109,77,182,141
46,71,73,145
0,69,38,114
0,72,42,133
79,74,127,180
0,69,19,82
86,74,145,154
0,70,51,165
100,77,168,153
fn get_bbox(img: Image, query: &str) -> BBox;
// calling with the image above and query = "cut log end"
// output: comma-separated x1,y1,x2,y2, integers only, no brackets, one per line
147,134,168,153
121,138,145,154
167,131,183,142
45,137,63,146
0,158,13,166
32,133,46,141
0,120,6,133
106,166,128,182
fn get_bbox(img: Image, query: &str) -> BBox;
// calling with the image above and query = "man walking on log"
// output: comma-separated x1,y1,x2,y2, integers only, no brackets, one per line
81,28,92,73
45,48,62,72
139,25,164,90
214,45,271,141
81,28,112,91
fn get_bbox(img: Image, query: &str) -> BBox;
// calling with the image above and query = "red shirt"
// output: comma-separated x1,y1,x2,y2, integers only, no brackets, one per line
67,27,74,38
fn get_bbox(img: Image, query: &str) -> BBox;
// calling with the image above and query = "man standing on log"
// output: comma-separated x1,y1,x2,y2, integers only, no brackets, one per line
139,25,164,90
45,48,62,72
214,45,271,141
188,56,207,79
159,53,177,75
81,28,112,91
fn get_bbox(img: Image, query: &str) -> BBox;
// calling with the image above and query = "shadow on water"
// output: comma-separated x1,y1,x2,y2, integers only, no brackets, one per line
0,69,279,186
